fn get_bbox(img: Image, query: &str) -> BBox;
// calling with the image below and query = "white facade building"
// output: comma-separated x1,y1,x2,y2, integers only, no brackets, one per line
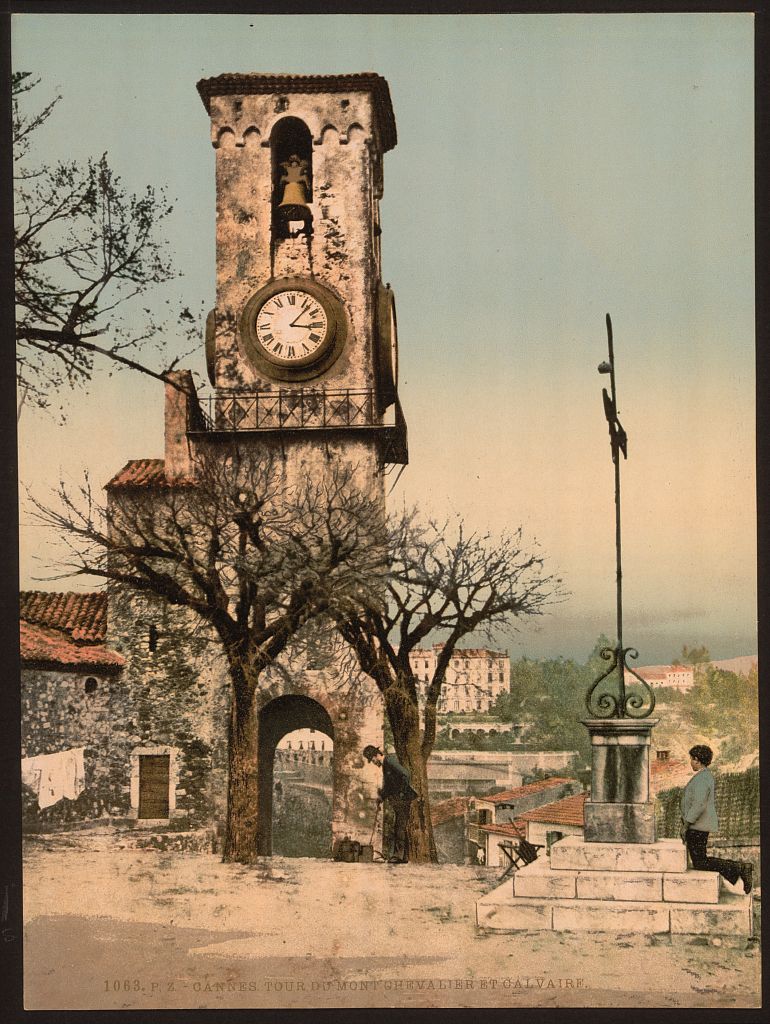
624,664,694,693
409,644,510,713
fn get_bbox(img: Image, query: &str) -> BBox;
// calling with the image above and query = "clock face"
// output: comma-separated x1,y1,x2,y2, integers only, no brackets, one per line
254,290,330,366
240,277,346,382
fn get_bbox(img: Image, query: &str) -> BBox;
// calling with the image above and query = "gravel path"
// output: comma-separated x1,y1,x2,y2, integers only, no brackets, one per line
22,831,761,1010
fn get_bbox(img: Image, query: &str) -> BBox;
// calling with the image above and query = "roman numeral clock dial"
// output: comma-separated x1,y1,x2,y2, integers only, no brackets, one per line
256,292,328,360
240,278,346,382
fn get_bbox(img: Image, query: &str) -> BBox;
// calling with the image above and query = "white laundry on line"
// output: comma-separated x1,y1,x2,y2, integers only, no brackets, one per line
21,747,86,809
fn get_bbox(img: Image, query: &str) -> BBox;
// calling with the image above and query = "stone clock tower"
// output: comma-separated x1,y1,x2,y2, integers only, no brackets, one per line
188,72,407,854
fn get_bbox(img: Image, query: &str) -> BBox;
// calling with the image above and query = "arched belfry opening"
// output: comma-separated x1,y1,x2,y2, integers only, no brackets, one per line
271,116,314,239
257,694,333,856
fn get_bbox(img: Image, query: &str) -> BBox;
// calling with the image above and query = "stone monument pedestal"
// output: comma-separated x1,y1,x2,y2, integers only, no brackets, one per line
582,717,657,843
476,836,753,937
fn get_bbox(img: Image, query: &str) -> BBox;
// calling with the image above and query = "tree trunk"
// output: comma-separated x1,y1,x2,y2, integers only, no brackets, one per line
387,689,437,863
223,676,259,863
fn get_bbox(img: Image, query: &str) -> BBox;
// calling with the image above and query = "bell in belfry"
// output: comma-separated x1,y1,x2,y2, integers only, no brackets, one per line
276,153,313,236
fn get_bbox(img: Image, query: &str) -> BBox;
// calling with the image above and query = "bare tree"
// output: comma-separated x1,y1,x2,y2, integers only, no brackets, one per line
31,445,386,862
14,72,200,418
331,510,562,863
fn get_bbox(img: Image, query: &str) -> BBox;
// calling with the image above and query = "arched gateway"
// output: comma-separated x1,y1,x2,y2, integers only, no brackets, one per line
257,695,333,855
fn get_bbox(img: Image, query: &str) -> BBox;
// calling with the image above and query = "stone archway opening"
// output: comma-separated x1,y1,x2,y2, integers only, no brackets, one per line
257,695,334,857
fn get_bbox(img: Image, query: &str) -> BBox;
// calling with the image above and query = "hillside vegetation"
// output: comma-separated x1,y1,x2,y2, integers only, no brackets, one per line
435,641,758,774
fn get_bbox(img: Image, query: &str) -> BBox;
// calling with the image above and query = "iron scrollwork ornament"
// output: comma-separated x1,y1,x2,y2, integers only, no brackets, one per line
585,645,656,719
583,316,656,720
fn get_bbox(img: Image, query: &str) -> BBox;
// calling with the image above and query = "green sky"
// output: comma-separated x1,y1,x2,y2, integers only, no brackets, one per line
13,13,756,662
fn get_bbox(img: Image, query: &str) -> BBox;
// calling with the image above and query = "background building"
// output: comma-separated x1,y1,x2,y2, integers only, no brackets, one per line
409,644,510,713
624,663,695,693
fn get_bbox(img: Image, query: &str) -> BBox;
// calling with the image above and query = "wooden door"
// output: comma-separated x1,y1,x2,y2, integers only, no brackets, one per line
138,755,170,818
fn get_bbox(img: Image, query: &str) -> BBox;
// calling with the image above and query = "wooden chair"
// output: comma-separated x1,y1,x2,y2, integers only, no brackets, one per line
497,837,544,880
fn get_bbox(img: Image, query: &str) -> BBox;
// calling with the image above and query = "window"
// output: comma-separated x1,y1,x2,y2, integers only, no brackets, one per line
546,830,564,853
84,676,98,695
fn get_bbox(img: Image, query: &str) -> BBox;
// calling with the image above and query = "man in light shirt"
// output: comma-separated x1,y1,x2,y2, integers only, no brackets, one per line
680,744,752,893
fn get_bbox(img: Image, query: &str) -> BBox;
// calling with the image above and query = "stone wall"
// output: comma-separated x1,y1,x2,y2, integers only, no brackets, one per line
105,585,230,828
21,666,121,823
434,817,469,865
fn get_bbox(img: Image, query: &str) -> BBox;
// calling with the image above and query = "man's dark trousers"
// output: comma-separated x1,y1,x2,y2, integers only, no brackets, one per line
685,828,740,884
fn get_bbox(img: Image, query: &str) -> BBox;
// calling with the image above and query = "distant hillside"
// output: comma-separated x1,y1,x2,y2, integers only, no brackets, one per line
708,655,757,677
652,661,758,772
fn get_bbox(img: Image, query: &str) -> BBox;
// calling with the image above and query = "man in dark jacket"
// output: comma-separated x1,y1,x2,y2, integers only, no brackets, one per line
680,744,752,893
363,745,418,863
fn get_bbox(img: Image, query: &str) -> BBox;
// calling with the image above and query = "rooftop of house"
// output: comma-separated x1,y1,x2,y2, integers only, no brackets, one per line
410,645,507,660
105,458,169,490
476,777,575,806
20,590,123,673
650,757,692,792
20,590,107,643
478,820,526,838
625,664,693,678
430,796,471,828
20,620,124,673
514,791,588,828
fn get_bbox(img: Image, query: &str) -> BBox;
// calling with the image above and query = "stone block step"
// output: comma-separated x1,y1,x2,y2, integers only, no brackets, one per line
476,882,751,936
663,870,720,904
550,835,687,874
669,892,752,935
513,860,721,904
476,891,752,935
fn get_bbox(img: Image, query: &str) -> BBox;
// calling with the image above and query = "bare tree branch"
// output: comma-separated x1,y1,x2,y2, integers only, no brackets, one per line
14,73,202,419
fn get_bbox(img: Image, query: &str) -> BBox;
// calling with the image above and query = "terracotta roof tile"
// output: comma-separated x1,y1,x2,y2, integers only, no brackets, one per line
651,758,692,793
515,791,588,827
431,796,471,827
20,620,124,672
477,777,574,805
105,459,168,490
20,590,107,643
479,821,526,838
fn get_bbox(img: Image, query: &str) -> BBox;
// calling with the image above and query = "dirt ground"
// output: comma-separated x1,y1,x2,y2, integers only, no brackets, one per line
22,830,761,1011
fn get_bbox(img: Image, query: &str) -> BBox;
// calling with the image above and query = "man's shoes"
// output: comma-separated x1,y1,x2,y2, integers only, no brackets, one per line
739,861,753,894
387,856,407,864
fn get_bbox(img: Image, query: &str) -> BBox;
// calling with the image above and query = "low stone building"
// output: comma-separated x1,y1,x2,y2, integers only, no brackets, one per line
471,778,583,867
430,796,474,864
20,588,229,829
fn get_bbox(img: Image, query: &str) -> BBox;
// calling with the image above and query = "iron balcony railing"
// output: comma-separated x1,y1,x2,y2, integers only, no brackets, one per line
200,388,379,432
191,388,408,464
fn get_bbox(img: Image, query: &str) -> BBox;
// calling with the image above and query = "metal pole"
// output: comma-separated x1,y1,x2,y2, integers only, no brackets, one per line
606,314,625,705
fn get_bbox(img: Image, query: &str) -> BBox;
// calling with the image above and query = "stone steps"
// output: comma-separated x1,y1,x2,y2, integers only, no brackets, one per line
550,835,687,873
477,882,752,936
475,836,752,937
513,858,720,903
